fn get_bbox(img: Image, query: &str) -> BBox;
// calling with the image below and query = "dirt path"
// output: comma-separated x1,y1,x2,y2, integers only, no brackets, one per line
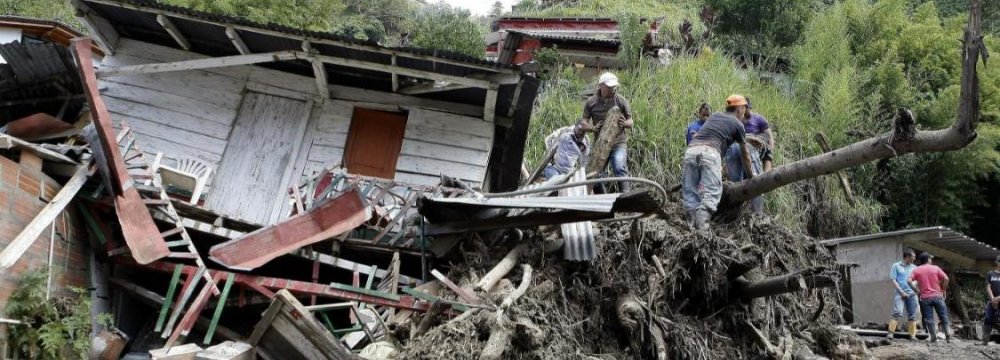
866,337,1000,359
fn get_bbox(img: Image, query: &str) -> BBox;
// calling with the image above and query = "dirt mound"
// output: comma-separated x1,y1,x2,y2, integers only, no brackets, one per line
399,202,872,359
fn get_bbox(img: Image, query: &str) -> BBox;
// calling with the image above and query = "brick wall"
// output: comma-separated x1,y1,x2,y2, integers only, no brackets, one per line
0,155,89,311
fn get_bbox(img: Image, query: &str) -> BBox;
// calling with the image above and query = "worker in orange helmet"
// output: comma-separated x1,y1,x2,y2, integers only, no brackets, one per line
681,95,754,230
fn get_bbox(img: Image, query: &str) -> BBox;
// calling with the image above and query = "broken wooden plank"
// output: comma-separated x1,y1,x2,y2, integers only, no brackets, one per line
0,134,78,164
248,290,355,360
0,166,87,269
204,273,236,344
430,269,480,304
209,188,370,270
124,260,432,312
109,278,244,343
155,264,185,332
166,273,224,347
73,38,170,264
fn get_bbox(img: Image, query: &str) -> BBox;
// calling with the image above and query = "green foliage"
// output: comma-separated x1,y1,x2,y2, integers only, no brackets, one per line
163,0,341,32
408,3,485,58
704,0,819,47
792,0,1000,233
0,0,80,29
514,0,699,19
6,269,109,360
616,15,647,68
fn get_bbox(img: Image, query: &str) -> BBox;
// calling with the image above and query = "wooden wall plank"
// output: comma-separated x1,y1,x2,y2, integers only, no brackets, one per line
407,109,493,138
400,139,489,166
104,97,232,141
396,155,482,182
109,112,228,156
101,80,238,126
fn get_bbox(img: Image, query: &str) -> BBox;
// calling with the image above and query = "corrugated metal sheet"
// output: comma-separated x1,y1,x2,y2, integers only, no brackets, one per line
427,193,618,213
561,168,596,261
820,226,1000,261
507,30,621,44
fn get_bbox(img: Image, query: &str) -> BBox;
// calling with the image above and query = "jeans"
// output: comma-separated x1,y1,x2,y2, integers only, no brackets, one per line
725,143,764,213
919,297,950,340
891,291,918,321
542,165,560,180
595,145,630,193
682,145,723,213
984,301,998,340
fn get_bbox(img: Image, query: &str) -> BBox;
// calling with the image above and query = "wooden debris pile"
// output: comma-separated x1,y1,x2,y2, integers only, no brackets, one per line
397,200,873,360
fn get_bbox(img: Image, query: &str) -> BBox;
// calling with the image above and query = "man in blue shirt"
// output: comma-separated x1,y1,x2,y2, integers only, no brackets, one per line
542,121,590,180
686,103,711,145
888,249,919,340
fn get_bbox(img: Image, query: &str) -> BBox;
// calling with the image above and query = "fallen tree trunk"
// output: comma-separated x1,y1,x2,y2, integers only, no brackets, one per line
724,0,985,205
476,244,527,292
735,275,807,299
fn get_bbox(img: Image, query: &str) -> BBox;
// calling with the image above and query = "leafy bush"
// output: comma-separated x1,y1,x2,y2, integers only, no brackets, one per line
704,0,819,47
408,3,485,58
6,269,110,359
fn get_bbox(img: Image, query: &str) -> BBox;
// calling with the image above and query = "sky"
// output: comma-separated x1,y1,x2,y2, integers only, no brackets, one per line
437,0,520,16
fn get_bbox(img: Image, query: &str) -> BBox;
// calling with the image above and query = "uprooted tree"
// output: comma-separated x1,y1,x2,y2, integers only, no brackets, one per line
723,0,988,206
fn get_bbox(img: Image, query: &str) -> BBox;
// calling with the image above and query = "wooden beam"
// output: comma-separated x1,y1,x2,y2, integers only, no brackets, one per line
507,80,524,118
73,38,170,264
302,42,329,100
290,249,422,286
109,278,245,342
315,54,501,88
71,0,119,54
208,189,370,271
399,81,470,95
483,83,499,123
96,51,301,78
903,239,977,270
224,26,250,55
0,166,87,269
391,55,399,92
83,0,521,75
328,84,482,118
0,134,77,164
156,14,190,51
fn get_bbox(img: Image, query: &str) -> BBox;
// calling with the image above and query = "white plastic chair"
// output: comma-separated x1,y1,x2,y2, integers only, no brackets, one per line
151,152,214,204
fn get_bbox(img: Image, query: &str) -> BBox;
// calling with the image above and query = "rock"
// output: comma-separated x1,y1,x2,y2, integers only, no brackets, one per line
870,344,930,360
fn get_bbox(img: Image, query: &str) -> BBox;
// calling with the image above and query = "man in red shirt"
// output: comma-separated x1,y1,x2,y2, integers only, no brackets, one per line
909,252,951,343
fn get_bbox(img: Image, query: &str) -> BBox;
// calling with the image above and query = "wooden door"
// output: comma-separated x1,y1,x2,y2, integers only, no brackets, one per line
207,92,309,224
343,108,407,179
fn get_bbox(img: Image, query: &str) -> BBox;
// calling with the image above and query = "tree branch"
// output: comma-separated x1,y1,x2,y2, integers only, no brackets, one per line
723,0,985,205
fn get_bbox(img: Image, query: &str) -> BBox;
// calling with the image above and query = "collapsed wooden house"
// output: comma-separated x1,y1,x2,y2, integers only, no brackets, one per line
0,1,665,357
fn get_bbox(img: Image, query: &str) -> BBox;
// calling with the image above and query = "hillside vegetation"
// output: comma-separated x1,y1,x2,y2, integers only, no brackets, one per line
4,0,998,241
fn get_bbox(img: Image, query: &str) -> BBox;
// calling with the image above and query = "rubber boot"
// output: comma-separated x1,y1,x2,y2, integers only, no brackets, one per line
695,209,711,230
907,321,918,340
943,323,951,343
983,322,992,345
927,320,938,343
887,319,898,339
686,210,696,229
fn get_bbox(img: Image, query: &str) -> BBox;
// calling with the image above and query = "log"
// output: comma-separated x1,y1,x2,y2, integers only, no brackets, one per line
723,0,985,204
475,245,527,292
411,300,444,340
735,274,807,299
586,106,623,175
616,295,644,353
500,265,532,310
479,322,512,360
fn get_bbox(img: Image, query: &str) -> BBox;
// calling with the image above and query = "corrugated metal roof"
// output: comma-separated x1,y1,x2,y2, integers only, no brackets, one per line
0,41,85,125
507,30,621,44
820,226,1000,261
561,168,596,261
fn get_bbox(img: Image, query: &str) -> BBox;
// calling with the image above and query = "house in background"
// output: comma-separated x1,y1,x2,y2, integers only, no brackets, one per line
73,0,540,228
821,227,1000,325
486,16,663,72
